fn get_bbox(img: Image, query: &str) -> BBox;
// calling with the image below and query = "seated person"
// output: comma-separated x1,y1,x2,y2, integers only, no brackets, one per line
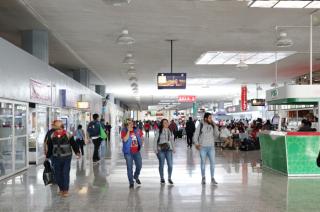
220,126,234,149
298,119,317,132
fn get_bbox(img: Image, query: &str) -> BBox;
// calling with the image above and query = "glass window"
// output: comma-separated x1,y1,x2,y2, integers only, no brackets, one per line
14,104,27,136
37,108,48,159
0,139,13,177
0,103,13,139
15,137,27,170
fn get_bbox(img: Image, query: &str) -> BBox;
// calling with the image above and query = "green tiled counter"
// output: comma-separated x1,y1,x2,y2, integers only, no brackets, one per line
260,131,320,176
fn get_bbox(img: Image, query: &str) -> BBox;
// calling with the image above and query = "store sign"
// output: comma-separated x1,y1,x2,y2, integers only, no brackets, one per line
241,85,248,111
30,79,51,103
271,89,279,98
226,106,237,113
77,101,90,109
178,95,196,103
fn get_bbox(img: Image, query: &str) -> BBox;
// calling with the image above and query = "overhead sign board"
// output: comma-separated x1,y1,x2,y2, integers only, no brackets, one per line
178,95,196,103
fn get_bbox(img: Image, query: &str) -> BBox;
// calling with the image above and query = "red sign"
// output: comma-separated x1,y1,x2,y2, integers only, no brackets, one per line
178,95,196,103
241,85,248,111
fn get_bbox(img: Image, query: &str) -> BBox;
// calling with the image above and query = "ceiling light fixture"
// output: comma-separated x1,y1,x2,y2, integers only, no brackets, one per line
129,77,138,82
270,82,278,87
123,53,135,65
116,29,135,45
273,1,311,9
104,0,131,7
248,1,319,9
131,82,138,88
127,66,136,76
236,60,249,70
195,51,295,65
276,31,293,47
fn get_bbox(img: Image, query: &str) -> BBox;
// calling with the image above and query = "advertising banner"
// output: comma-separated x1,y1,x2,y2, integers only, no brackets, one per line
241,85,248,111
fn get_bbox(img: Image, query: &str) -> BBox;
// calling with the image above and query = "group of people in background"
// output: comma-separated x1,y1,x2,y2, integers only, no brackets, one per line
43,111,318,195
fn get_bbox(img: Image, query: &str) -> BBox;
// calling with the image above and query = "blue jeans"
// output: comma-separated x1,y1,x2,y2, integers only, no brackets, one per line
157,150,173,180
124,152,142,185
199,146,215,178
52,156,72,191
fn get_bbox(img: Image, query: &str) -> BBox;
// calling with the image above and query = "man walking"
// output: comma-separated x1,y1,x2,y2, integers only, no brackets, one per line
185,117,196,148
87,114,103,164
193,113,220,185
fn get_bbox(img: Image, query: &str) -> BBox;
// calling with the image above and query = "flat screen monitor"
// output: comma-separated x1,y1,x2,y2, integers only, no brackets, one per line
251,99,266,106
157,73,186,89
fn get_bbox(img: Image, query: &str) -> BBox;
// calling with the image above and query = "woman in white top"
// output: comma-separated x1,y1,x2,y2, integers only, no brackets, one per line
154,119,175,184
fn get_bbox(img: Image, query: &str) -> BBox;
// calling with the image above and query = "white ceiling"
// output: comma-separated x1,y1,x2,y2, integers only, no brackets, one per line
4,0,320,109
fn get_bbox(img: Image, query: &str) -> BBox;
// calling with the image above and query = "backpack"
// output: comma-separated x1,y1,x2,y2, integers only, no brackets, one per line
198,122,215,138
87,121,100,137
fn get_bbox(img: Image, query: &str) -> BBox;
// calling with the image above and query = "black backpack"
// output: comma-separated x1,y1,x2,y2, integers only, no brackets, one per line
87,121,100,137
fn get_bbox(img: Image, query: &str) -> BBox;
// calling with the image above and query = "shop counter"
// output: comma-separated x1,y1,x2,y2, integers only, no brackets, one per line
259,131,320,176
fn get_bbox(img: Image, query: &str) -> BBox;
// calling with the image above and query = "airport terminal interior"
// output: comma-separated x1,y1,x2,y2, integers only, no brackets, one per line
1,0,320,211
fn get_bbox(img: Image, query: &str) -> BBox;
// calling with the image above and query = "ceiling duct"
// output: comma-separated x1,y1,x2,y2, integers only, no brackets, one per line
103,0,131,7
116,29,135,45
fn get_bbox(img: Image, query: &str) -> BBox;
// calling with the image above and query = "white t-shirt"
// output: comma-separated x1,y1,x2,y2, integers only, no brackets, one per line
220,128,232,138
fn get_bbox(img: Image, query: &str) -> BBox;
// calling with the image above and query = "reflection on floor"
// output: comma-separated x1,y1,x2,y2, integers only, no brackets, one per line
0,131,320,211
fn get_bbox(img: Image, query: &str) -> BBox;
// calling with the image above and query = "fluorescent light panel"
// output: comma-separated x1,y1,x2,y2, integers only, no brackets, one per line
249,1,278,8
306,1,320,8
195,51,295,65
188,78,235,85
273,1,311,8
249,1,320,9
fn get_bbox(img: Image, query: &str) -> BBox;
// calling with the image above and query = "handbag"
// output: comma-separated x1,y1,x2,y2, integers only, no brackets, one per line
100,125,107,140
159,143,170,151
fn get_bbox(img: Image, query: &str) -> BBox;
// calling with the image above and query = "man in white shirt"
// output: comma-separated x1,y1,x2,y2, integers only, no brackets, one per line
220,126,233,149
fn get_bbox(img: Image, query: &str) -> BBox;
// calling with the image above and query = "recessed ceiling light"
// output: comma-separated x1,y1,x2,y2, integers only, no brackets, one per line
306,1,320,8
188,78,235,85
274,1,311,8
195,51,295,65
248,0,278,8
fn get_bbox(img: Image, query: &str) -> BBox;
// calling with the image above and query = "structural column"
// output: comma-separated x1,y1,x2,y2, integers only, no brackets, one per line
22,30,49,63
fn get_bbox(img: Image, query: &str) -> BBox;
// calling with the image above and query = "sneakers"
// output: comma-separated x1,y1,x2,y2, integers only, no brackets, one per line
160,179,165,184
168,179,174,185
201,177,206,185
129,184,134,189
62,191,69,197
211,178,218,185
135,178,141,185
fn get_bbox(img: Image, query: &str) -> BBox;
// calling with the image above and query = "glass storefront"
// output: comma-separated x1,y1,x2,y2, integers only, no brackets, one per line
0,100,28,180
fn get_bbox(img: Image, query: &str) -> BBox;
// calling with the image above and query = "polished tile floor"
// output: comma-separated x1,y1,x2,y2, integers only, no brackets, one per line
0,132,320,212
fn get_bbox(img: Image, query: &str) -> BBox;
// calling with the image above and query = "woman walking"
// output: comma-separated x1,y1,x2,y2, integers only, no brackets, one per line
154,119,175,185
75,125,85,156
46,120,80,197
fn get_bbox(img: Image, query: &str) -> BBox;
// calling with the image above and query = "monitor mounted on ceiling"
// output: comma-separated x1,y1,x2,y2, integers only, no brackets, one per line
157,73,187,89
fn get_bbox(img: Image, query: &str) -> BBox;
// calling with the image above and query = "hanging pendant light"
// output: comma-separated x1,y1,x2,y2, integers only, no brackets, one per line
116,29,135,45
236,60,248,70
127,66,136,76
123,53,135,65
276,31,293,48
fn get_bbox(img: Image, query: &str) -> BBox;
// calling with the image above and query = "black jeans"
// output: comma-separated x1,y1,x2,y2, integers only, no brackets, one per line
77,139,85,155
92,138,102,162
187,133,193,147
